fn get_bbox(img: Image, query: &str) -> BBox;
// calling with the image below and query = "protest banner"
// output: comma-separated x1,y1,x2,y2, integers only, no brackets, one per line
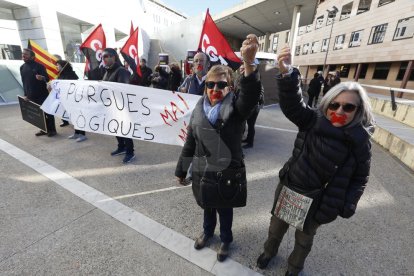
41,80,200,146
19,96,48,132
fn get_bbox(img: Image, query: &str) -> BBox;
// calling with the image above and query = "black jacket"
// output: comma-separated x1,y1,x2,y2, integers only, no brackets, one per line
307,77,321,96
102,63,130,84
58,67,78,80
275,70,372,225
175,71,262,208
140,66,153,87
20,60,49,105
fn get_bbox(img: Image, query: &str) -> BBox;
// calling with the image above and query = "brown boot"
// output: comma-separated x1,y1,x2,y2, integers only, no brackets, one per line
217,242,230,262
194,233,212,250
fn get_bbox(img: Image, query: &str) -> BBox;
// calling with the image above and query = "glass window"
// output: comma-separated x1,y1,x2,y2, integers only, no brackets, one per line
326,17,334,26
333,34,346,50
311,41,319,54
285,31,290,43
393,16,414,41
317,65,324,72
315,15,324,29
358,63,369,79
295,46,301,56
368,23,388,44
272,35,279,51
339,64,351,78
396,62,414,81
378,0,395,7
321,38,329,52
373,62,391,79
328,65,337,72
357,0,372,14
302,43,309,55
349,30,364,47
340,2,353,21
306,24,313,33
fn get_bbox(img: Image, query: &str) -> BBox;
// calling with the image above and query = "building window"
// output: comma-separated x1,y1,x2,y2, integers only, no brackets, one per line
298,27,306,36
295,45,301,56
349,30,363,47
321,38,329,52
378,0,395,7
315,15,324,29
317,65,324,72
373,62,391,79
326,16,334,26
285,31,290,43
272,35,279,51
396,62,414,81
333,34,345,50
339,64,351,78
357,0,372,14
306,24,312,33
340,2,353,21
0,44,22,60
393,16,414,41
368,23,388,44
355,63,369,79
302,43,309,55
311,41,319,54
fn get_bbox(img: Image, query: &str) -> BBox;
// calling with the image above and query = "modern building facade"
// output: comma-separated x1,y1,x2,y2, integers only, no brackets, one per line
258,0,414,97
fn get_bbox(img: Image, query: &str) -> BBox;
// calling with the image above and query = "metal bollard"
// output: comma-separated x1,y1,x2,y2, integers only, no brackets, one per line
390,89,397,111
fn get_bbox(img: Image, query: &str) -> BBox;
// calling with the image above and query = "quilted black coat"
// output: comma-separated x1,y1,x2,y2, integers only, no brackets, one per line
274,70,372,225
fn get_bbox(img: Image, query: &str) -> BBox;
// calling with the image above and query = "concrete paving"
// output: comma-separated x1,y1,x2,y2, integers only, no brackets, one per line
1,103,413,275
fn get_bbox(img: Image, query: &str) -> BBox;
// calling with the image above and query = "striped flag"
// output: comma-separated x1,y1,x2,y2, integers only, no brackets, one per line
27,39,59,80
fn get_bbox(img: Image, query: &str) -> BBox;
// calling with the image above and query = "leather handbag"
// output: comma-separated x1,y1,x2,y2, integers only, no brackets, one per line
200,166,247,208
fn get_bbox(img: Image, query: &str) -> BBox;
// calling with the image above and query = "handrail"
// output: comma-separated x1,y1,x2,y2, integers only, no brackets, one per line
360,84,414,94
361,84,414,111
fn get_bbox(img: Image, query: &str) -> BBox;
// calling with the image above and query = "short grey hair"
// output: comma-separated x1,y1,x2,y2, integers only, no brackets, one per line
319,81,375,128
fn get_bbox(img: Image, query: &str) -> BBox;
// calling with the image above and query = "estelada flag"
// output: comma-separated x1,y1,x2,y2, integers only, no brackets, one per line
120,27,142,77
80,24,106,80
197,9,241,71
27,40,59,80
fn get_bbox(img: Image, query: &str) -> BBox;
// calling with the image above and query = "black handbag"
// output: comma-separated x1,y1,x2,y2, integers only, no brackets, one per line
200,166,247,208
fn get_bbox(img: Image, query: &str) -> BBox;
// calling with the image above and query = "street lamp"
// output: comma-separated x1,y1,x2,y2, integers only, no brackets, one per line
322,6,338,77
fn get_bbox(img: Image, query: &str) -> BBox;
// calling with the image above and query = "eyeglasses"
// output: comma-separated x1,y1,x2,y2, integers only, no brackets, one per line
103,54,113,59
328,102,358,113
205,81,228,90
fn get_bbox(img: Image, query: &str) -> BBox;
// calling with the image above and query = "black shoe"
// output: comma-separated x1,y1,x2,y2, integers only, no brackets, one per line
285,271,298,276
35,131,47,136
217,242,230,262
242,143,253,149
194,233,212,250
111,148,126,156
257,252,272,269
47,131,57,137
60,122,69,127
122,154,135,164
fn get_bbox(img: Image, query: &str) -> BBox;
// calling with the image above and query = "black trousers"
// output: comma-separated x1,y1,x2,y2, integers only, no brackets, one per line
203,208,233,243
75,129,86,135
245,107,260,145
45,113,56,132
307,93,319,107
116,136,134,154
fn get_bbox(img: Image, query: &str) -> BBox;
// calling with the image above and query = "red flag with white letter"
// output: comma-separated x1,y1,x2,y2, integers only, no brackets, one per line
80,24,106,80
120,27,142,77
197,9,241,70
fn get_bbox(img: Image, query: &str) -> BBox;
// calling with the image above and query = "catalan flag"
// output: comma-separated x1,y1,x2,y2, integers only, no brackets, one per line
28,39,59,80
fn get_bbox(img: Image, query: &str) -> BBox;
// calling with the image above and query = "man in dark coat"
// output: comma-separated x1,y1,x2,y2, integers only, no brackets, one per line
178,52,208,95
20,48,57,137
139,58,152,87
102,48,135,164
307,72,322,107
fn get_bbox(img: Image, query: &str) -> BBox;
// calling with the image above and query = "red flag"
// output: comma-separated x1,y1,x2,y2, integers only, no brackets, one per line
130,21,134,36
198,9,241,70
120,27,142,77
80,24,106,80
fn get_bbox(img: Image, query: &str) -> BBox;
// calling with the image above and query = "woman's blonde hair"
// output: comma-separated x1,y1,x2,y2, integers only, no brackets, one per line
319,81,375,128
206,65,232,84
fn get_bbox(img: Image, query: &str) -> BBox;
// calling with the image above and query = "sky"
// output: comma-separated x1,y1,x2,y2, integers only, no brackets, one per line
158,0,244,17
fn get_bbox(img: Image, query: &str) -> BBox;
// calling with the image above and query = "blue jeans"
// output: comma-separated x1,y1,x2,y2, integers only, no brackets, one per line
203,208,233,243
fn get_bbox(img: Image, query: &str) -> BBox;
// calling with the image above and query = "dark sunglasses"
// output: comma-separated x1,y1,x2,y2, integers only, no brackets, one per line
103,54,113,59
328,102,358,113
205,81,228,90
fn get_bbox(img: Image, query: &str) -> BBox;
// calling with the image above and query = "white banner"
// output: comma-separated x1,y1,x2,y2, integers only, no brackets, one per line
41,80,200,146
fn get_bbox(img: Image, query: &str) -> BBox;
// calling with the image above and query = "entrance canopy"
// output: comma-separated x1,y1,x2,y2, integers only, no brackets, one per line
213,0,318,39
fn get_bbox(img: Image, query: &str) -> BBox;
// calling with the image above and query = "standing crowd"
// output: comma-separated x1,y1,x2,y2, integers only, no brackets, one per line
20,33,374,275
